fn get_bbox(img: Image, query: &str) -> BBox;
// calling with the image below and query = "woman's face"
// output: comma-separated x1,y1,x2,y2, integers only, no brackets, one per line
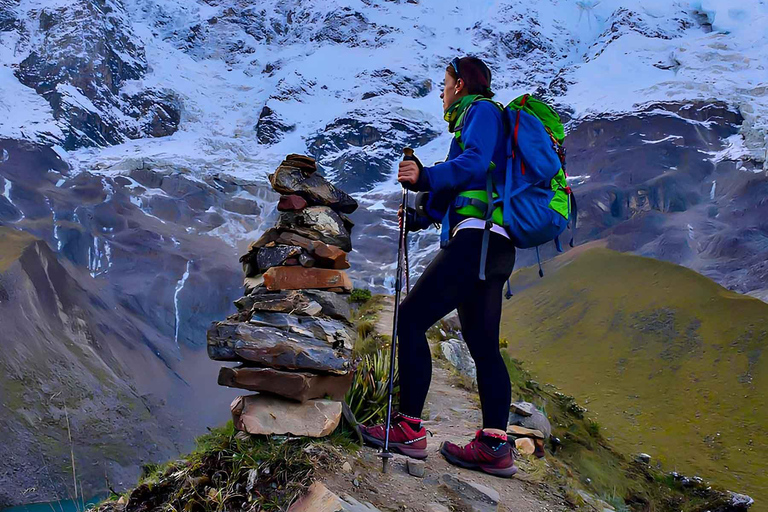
440,70,462,112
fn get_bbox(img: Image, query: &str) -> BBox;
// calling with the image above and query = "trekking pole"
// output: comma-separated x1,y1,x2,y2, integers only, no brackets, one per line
379,148,413,473
403,224,410,293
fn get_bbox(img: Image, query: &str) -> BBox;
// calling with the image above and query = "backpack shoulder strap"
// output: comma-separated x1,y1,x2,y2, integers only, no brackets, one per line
454,98,504,148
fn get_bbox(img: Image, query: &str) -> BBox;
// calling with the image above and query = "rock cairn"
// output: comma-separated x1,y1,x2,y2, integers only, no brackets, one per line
207,154,358,438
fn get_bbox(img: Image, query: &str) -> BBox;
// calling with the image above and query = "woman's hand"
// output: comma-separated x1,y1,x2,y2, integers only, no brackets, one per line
398,160,420,185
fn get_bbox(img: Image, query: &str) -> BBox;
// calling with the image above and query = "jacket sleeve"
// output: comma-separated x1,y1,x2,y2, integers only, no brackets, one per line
420,102,502,194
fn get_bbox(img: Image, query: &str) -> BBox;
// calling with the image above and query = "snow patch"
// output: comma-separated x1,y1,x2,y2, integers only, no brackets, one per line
174,260,192,347
88,236,112,277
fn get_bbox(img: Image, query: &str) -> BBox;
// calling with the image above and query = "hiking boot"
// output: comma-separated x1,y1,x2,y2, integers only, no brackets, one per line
360,413,428,460
440,431,518,477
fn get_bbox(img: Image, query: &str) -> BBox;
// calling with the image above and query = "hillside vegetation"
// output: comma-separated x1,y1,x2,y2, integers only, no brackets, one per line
0,227,37,272
501,247,768,504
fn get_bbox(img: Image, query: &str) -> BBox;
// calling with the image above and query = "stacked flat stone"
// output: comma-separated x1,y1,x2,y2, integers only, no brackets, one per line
207,154,359,438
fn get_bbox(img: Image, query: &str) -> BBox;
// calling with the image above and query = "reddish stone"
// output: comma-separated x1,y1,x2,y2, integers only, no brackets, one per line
326,288,345,293
309,241,350,269
263,266,352,292
276,231,314,250
218,366,353,403
278,194,308,212
284,258,300,266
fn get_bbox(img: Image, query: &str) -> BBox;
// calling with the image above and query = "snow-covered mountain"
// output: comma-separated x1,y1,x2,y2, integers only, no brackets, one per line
2,0,767,288
1,0,767,505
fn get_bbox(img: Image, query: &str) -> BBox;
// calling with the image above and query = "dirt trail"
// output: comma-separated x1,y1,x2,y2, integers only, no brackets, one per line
319,296,569,512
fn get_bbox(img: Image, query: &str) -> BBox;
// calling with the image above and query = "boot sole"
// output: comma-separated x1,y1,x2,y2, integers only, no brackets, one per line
440,443,518,478
360,430,428,460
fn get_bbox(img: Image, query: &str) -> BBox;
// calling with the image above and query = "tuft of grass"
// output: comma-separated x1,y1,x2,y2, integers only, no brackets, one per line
357,318,375,340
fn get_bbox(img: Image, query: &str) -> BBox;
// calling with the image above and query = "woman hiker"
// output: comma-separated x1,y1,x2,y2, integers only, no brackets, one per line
360,56,518,478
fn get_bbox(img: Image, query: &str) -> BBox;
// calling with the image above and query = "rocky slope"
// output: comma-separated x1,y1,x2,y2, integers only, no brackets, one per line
0,138,268,506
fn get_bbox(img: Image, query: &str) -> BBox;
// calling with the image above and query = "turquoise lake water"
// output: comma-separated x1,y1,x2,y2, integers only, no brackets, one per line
2,496,102,512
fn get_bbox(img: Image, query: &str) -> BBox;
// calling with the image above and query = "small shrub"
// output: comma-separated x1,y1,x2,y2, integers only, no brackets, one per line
587,420,601,438
350,288,372,304
499,336,509,349
345,349,398,425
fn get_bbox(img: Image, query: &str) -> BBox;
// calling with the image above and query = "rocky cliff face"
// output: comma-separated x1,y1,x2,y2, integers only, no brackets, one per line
5,0,180,149
0,139,270,506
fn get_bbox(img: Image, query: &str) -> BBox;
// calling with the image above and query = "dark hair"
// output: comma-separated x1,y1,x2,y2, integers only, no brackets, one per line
447,56,494,99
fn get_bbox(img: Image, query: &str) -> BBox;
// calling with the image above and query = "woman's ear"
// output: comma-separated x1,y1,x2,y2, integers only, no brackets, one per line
455,78,464,94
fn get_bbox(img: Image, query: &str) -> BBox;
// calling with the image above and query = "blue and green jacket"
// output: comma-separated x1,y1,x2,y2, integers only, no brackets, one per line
409,95,508,233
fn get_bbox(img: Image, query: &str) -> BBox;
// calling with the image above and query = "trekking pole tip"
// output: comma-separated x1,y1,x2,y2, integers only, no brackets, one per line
378,450,393,473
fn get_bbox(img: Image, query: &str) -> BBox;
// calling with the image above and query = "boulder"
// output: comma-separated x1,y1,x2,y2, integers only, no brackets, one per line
234,294,256,312
406,459,426,478
438,474,499,512
247,290,305,314
246,231,350,269
243,275,264,295
510,402,536,417
508,425,545,440
269,165,358,214
276,206,352,252
278,194,308,211
218,366,353,402
285,154,317,172
256,245,302,273
207,321,351,374
263,266,353,292
231,395,342,437
304,290,353,322
440,339,476,386
515,438,536,456
310,240,350,269
338,211,355,233
299,253,316,268
288,482,381,512
248,289,352,322
303,301,323,317
509,402,551,439
274,231,316,250
636,453,652,464
248,310,353,346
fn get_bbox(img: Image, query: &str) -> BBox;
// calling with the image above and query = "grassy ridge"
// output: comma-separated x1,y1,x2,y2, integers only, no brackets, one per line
0,227,37,272
501,248,768,504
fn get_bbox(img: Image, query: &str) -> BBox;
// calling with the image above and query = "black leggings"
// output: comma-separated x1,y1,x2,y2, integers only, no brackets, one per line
397,228,516,430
